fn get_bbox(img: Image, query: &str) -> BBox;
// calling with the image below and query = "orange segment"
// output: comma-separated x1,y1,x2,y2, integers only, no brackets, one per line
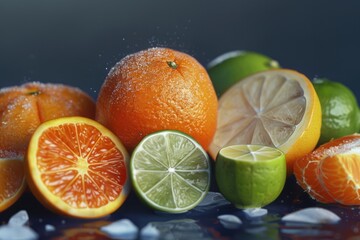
0,151,26,212
294,134,360,205
26,117,130,218
294,157,334,203
319,153,360,205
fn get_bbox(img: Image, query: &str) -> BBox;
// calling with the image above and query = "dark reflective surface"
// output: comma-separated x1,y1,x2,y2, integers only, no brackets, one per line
1,175,360,240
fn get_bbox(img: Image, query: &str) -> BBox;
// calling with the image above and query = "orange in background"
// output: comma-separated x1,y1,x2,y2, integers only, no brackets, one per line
96,47,218,152
0,82,96,153
294,134,360,205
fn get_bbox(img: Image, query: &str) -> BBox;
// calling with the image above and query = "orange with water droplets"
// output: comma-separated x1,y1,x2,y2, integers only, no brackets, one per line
294,134,360,205
0,82,95,154
96,47,218,152
25,116,130,218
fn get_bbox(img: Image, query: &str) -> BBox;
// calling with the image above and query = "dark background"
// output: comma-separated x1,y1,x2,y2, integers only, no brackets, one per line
1,0,360,99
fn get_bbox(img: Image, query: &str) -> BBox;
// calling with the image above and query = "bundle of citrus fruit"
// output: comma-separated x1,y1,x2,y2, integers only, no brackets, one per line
1,47,360,219
207,51,360,206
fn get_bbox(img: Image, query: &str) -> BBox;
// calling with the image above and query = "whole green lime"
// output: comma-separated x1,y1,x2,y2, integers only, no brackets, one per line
313,78,360,145
207,51,279,97
215,145,286,209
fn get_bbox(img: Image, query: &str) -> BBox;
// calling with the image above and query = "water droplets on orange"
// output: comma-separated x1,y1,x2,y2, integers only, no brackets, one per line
96,47,218,152
0,82,96,153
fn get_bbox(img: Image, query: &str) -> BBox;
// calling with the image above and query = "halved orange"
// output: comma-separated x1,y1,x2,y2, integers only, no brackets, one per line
0,150,26,212
25,117,130,218
209,69,322,175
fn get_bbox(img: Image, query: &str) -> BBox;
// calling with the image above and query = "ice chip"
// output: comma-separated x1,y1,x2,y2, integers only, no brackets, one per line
281,207,341,224
218,214,242,229
45,224,55,232
197,192,229,207
140,223,160,240
8,210,29,227
194,192,230,212
0,225,38,240
100,219,139,240
243,208,268,219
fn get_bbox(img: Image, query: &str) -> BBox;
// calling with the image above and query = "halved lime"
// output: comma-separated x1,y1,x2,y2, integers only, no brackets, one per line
130,130,211,213
215,145,286,209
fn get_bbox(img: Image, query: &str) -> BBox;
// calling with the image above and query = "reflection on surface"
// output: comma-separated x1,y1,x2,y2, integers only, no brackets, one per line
148,219,212,240
51,221,110,240
1,177,360,239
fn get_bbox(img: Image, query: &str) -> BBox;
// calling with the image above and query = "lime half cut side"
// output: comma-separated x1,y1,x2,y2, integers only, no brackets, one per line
216,145,286,209
130,130,211,213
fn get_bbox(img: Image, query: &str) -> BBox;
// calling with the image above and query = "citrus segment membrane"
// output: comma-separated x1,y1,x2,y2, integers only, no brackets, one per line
319,153,360,205
26,117,130,218
130,130,211,213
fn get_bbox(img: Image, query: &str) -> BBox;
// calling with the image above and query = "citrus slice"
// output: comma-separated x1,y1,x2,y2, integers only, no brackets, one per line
130,130,211,213
215,145,286,209
209,69,321,174
0,151,26,212
26,117,130,218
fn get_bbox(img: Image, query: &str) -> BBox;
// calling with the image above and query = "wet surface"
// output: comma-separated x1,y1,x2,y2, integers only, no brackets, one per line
1,175,360,240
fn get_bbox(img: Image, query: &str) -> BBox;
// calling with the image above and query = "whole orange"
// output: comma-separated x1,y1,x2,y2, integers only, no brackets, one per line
96,47,218,152
0,82,95,153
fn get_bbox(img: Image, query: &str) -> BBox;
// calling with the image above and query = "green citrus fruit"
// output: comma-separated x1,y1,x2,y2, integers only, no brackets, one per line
215,144,286,209
130,130,211,213
207,51,279,97
313,78,360,145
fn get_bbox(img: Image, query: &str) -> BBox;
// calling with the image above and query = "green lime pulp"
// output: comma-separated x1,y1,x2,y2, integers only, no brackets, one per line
130,130,211,213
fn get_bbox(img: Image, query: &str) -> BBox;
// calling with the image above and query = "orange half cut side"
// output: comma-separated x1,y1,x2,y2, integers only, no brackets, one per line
0,151,26,212
26,117,130,218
